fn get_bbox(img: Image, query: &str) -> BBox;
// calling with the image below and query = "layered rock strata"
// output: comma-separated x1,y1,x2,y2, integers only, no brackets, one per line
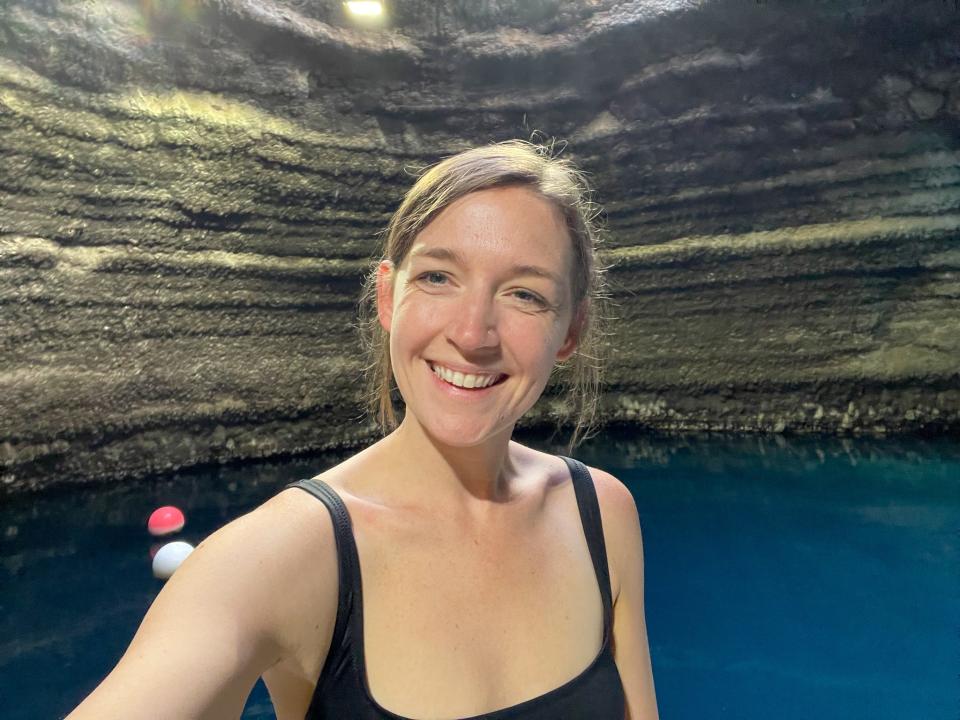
1,0,958,492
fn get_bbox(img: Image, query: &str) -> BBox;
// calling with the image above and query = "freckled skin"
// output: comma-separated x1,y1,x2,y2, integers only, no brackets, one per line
378,185,581,449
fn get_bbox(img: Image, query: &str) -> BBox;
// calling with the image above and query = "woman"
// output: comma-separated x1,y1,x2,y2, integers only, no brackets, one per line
68,141,659,719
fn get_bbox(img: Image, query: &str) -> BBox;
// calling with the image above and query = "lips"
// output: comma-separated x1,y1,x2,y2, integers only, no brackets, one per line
428,362,507,390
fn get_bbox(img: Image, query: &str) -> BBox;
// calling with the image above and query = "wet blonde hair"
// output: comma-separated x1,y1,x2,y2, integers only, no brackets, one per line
358,139,608,449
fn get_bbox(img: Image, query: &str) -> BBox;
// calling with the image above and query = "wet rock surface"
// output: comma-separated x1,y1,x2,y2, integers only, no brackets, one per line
1,0,958,492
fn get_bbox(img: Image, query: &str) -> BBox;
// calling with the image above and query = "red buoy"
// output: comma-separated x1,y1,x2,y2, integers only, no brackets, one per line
148,506,185,537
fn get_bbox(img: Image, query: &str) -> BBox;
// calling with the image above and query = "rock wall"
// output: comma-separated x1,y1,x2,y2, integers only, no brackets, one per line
1,0,958,493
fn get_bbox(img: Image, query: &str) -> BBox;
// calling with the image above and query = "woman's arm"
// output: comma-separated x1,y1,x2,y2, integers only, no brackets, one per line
67,490,337,720
591,467,660,720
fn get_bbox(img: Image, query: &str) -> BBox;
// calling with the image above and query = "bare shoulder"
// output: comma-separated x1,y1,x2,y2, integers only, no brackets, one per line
583,465,660,719
146,485,340,658
198,486,337,591
132,486,338,630
252,485,341,642
584,464,643,604
253,482,338,553
66,486,339,720
507,443,642,602
584,465,638,521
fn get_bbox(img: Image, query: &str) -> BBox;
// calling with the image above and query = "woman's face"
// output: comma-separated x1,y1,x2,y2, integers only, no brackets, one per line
377,185,582,448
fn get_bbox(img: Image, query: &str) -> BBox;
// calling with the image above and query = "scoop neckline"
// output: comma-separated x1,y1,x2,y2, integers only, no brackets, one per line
333,471,613,720
358,630,611,720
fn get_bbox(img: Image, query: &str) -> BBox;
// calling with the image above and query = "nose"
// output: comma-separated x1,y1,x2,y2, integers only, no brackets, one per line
445,290,500,353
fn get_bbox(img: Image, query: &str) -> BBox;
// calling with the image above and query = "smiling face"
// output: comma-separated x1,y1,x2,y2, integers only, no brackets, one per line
377,185,583,448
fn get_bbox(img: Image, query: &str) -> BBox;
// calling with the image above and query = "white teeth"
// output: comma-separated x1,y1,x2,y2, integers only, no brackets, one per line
431,363,501,389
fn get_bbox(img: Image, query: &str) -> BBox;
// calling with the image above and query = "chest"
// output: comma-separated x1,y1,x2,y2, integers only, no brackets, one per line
352,497,606,718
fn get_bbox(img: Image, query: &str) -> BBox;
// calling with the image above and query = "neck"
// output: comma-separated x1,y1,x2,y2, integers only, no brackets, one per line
380,414,520,517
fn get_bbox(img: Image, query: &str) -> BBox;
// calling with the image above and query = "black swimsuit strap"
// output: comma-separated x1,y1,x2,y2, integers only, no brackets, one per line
286,478,361,676
559,456,615,635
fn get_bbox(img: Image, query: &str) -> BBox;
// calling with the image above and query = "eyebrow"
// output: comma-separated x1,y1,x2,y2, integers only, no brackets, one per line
409,246,563,285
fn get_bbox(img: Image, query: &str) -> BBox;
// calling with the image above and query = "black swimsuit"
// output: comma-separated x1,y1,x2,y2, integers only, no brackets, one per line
286,456,625,719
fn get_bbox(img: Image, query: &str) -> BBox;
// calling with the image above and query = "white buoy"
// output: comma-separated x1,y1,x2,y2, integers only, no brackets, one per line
152,541,194,580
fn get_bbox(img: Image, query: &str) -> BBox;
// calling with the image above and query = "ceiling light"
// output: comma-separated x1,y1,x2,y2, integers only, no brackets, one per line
345,1,383,17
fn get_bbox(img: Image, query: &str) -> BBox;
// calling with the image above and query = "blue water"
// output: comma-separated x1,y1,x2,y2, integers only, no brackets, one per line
1,432,957,719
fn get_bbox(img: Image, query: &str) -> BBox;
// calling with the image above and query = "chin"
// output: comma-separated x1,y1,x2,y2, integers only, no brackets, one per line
420,417,513,449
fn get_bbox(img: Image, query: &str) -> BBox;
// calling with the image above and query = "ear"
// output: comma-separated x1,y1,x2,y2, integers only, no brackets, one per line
556,301,587,362
376,261,395,333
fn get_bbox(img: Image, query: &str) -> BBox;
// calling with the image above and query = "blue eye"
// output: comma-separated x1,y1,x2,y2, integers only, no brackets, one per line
419,272,447,285
513,289,548,307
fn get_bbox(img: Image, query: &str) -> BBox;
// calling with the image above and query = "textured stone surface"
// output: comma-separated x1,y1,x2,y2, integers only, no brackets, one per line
1,0,959,493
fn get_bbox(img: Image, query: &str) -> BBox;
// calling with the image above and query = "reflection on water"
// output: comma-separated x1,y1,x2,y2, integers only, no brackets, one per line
1,432,957,720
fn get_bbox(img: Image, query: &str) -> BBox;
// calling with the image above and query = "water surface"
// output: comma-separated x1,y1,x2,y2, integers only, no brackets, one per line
1,432,957,719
